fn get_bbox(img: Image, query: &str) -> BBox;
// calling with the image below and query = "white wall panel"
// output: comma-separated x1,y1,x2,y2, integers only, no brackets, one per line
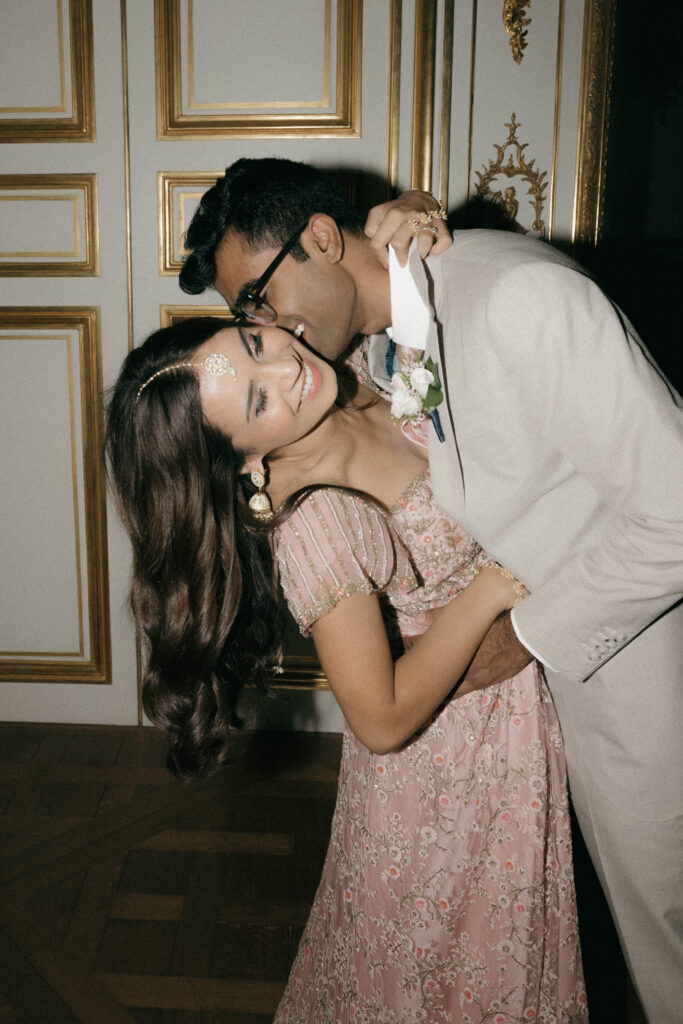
186,0,330,109
0,0,72,118
0,332,84,654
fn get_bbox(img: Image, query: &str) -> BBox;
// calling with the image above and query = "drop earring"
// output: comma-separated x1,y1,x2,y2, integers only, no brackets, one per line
248,470,274,522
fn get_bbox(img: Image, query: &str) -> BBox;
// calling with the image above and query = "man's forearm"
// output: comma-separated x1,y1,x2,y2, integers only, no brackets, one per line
456,612,534,697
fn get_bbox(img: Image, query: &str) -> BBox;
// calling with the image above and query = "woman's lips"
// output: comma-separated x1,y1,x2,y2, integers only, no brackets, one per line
300,358,320,406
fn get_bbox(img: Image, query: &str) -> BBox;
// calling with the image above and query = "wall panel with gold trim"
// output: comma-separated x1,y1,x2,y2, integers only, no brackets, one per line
0,0,95,142
0,174,100,276
0,0,136,726
155,0,361,139
0,307,110,684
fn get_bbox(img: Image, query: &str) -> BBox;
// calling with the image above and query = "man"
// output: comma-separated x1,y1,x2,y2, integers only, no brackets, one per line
180,158,683,1022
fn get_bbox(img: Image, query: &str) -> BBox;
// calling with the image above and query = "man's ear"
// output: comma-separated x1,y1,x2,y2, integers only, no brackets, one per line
240,455,265,479
305,214,345,264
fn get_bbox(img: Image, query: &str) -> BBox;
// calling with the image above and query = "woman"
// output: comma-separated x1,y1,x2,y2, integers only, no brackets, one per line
106,317,587,1022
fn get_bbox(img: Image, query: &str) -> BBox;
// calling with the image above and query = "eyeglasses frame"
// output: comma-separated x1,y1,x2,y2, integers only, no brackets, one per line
237,221,309,323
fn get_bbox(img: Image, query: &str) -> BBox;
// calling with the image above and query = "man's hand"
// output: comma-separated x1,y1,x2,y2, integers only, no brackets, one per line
364,190,452,268
456,612,534,698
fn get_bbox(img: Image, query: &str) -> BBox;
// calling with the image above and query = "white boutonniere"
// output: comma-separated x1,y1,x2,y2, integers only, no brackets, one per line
390,357,445,441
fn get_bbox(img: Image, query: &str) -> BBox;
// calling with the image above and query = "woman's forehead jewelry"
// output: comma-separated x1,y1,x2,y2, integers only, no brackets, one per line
135,352,237,403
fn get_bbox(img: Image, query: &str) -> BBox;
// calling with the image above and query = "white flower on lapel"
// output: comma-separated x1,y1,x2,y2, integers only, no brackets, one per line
409,365,434,398
388,354,445,441
391,388,421,419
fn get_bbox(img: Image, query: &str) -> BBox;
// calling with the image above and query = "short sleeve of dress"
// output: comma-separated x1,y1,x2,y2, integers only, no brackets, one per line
274,489,417,635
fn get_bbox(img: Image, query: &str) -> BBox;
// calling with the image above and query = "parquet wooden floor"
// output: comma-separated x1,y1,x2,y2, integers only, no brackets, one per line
0,722,647,1024
0,722,341,1024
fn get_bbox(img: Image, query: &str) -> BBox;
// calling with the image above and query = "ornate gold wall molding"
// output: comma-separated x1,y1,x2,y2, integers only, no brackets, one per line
573,0,616,248
158,172,222,275
0,0,95,142
0,307,110,684
474,114,548,237
155,0,361,138
160,305,234,327
503,0,531,65
386,0,403,196
0,174,99,276
438,0,455,206
411,0,438,190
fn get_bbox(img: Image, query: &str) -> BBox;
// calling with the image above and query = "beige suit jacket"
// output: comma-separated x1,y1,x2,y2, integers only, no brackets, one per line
411,231,683,820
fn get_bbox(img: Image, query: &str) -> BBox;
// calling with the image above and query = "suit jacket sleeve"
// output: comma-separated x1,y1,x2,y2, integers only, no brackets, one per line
487,260,683,681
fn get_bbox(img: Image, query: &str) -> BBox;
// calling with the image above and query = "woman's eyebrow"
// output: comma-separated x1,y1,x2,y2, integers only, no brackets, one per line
237,325,253,358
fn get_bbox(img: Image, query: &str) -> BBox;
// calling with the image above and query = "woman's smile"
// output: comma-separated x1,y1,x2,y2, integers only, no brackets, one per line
299,358,320,407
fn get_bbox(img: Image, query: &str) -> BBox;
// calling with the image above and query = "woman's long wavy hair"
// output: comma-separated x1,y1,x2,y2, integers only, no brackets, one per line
105,317,285,778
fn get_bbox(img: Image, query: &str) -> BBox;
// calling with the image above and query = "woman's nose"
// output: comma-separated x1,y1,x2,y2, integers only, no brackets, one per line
264,351,300,387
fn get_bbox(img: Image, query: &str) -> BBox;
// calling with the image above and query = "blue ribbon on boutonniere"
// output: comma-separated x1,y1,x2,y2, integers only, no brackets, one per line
384,338,399,379
428,408,445,443
389,355,445,443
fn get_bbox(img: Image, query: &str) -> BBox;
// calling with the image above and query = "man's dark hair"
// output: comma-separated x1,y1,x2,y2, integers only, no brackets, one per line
179,158,365,295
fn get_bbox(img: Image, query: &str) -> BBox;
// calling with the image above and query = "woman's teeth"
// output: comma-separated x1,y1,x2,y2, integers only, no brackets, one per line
294,323,304,338
301,362,313,403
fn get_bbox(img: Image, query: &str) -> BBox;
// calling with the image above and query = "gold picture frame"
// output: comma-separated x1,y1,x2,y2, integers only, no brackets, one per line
0,307,111,684
158,172,223,276
155,0,361,139
0,0,95,143
0,174,100,276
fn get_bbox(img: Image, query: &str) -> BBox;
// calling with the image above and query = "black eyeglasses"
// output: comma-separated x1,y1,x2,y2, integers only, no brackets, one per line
236,223,308,324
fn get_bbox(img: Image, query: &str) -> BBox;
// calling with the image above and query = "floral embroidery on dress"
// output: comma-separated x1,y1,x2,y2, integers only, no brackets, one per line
273,471,587,1023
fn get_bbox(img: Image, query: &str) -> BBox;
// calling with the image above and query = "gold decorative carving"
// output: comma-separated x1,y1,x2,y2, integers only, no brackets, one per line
0,174,99,276
0,307,110,684
155,0,360,139
503,0,531,65
474,114,548,237
573,0,617,248
0,0,95,143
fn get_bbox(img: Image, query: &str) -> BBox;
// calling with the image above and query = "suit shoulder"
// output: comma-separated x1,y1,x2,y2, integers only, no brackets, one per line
443,229,578,271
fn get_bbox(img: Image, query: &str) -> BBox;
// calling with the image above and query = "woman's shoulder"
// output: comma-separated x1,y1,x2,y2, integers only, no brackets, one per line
276,486,392,554
274,487,403,635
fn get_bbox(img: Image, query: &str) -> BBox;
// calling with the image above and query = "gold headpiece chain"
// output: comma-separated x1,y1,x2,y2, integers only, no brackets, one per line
135,352,236,404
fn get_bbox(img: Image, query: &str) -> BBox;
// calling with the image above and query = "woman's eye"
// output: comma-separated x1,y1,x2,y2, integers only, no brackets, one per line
255,387,268,416
249,331,263,358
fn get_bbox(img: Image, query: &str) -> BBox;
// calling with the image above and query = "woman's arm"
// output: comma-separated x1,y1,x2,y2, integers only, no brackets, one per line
311,566,519,753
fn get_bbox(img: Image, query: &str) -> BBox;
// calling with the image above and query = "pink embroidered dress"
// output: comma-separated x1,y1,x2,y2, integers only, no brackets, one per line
271,469,587,1024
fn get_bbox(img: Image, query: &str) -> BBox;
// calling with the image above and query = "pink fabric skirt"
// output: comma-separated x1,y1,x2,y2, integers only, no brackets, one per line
274,664,587,1023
